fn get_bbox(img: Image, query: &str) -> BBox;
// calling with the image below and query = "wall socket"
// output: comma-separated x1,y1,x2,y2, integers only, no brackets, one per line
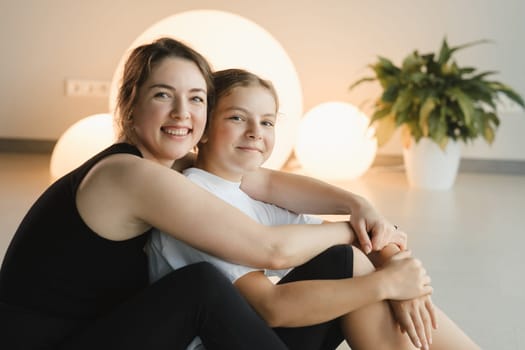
65,79,111,97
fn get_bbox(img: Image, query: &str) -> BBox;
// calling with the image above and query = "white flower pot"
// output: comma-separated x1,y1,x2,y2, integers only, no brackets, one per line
402,138,461,190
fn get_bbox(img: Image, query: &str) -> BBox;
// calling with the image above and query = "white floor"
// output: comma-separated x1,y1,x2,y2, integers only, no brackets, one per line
1,153,524,349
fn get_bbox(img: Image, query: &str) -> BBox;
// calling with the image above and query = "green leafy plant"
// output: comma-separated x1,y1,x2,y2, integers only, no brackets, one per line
350,38,525,149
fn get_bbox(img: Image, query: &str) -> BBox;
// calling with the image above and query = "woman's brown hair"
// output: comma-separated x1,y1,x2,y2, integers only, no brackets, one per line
115,37,215,143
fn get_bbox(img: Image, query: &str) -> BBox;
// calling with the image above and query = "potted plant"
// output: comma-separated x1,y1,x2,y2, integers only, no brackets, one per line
350,38,524,189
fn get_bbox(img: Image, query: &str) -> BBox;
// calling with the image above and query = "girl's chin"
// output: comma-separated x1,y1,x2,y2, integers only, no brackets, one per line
238,162,265,173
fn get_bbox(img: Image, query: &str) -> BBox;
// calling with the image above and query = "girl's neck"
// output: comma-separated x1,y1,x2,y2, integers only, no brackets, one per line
194,157,243,182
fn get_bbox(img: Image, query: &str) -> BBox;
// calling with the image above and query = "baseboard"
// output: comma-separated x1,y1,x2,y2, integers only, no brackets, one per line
0,138,56,154
374,155,525,175
1,138,524,175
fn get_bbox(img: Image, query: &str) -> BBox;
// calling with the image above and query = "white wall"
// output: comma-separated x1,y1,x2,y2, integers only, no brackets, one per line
1,0,524,159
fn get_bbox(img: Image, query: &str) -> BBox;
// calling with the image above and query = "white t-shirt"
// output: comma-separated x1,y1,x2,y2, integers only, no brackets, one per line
148,168,322,283
146,168,323,350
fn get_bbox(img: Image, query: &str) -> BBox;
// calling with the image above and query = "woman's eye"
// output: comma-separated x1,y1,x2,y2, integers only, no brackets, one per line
229,115,243,121
154,92,170,99
191,96,205,103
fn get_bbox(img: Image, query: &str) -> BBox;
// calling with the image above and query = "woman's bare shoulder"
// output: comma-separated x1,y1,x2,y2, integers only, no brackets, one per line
75,154,182,240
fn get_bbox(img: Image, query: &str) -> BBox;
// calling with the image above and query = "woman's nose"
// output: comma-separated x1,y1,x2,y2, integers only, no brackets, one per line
170,100,190,119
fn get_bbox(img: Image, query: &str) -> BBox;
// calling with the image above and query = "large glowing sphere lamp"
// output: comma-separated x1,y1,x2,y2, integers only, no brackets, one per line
109,10,302,170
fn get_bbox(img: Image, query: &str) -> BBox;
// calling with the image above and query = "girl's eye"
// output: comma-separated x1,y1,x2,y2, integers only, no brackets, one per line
262,120,275,127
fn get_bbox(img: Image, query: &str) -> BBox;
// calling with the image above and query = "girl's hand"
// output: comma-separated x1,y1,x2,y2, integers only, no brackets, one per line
379,251,433,300
390,295,438,350
349,196,407,254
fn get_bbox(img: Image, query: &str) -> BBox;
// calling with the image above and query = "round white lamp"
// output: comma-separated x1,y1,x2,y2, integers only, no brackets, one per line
50,113,115,181
108,10,302,170
294,102,377,180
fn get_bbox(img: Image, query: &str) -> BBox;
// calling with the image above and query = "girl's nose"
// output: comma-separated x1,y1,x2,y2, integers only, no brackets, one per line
247,122,262,139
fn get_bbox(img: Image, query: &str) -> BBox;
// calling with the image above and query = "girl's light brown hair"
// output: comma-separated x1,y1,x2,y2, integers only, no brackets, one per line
213,68,279,113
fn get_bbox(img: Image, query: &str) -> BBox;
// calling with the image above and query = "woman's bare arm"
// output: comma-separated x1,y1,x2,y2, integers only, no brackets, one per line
77,155,354,270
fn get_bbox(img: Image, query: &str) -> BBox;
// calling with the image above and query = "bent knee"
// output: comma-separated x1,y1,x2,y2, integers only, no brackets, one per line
352,246,375,276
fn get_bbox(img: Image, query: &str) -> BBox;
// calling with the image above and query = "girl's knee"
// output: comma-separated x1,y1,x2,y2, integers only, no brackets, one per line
352,246,375,277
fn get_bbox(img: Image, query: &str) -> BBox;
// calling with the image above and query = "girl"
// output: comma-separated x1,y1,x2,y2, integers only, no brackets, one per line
1,38,405,349
149,68,480,350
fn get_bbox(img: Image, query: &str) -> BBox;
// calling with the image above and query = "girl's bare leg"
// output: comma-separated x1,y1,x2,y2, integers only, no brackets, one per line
341,247,480,350
341,247,417,350
425,307,480,350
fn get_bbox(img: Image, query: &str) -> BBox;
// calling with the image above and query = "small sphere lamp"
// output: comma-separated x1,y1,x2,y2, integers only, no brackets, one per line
50,113,115,181
294,102,377,180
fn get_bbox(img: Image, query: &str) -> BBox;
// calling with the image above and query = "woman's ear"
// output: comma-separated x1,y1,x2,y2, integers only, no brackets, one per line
199,132,209,144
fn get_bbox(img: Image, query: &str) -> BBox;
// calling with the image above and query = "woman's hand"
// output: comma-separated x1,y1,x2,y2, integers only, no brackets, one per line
379,251,433,300
390,295,437,350
349,196,407,254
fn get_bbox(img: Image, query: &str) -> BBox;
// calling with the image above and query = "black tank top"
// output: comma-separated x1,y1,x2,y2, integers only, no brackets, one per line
0,143,150,320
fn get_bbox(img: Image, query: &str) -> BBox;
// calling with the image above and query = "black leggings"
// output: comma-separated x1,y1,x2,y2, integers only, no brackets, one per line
273,245,354,350
1,262,287,350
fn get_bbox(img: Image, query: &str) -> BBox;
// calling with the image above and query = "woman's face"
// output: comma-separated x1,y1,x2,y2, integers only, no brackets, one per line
199,85,277,181
131,57,207,166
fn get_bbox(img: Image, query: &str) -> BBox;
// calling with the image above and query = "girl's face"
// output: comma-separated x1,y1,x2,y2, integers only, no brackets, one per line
131,57,207,166
199,85,277,181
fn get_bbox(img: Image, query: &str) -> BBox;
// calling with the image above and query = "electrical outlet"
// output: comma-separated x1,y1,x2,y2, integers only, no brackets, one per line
65,79,111,97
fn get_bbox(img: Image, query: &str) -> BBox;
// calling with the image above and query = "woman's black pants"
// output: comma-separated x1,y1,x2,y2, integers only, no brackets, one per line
1,262,287,350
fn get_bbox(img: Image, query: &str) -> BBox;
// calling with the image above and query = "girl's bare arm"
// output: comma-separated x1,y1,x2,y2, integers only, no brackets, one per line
234,250,432,328
241,168,406,253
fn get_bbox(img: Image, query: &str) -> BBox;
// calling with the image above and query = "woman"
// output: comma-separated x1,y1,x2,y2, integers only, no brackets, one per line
0,38,404,349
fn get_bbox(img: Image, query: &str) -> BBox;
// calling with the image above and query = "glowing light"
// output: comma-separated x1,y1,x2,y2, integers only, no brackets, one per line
109,10,302,169
50,113,114,181
294,102,377,180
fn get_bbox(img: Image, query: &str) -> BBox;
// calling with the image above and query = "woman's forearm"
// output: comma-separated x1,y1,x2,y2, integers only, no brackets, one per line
241,168,364,215
266,222,355,269
132,160,353,270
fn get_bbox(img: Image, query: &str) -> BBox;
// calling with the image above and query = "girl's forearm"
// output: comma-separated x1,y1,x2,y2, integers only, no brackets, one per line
257,273,388,327
241,168,364,215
